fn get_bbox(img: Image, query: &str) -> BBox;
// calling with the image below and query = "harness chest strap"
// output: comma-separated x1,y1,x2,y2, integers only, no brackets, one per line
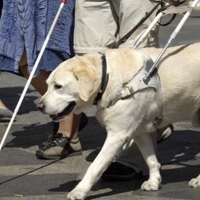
121,54,163,127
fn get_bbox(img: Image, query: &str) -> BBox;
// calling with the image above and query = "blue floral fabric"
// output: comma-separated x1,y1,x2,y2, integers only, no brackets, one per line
0,0,75,76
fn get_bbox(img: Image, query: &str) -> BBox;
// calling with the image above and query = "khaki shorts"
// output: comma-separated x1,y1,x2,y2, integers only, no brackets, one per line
74,0,159,54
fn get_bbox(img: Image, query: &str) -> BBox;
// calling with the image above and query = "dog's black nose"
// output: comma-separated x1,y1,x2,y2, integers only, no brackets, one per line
37,102,44,111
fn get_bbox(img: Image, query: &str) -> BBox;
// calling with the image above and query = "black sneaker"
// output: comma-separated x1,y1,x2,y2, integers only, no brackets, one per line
35,133,82,160
157,124,173,143
101,162,138,181
38,112,88,149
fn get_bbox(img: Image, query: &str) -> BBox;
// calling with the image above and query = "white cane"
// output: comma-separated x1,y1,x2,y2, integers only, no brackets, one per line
133,11,164,49
143,0,200,83
0,0,68,151
134,1,197,49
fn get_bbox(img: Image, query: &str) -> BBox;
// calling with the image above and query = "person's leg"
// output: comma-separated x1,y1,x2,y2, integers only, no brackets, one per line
19,54,85,159
0,72,13,118
0,99,13,117
115,0,159,48
74,0,118,54
0,99,8,110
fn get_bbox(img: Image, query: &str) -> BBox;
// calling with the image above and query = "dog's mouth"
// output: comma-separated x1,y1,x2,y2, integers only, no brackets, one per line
50,101,76,121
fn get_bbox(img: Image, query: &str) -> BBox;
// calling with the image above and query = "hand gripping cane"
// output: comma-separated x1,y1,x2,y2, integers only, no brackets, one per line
0,0,68,151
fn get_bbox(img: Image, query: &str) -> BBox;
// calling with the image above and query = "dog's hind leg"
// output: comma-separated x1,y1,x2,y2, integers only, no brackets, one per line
134,132,161,191
67,133,127,200
188,174,200,188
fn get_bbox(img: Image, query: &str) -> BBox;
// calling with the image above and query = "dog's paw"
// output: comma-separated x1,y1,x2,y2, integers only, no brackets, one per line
67,188,87,200
141,180,161,191
189,176,200,188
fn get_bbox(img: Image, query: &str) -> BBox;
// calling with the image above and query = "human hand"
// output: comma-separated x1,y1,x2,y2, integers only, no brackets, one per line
169,0,180,6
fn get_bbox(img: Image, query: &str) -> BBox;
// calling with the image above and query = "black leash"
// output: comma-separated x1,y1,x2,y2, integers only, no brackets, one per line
157,0,186,26
114,1,164,48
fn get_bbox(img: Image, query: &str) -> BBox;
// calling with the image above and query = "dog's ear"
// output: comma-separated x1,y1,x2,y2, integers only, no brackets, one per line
73,68,100,102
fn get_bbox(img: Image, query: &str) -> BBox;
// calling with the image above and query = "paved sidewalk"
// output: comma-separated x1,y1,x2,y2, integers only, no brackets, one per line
0,9,200,200
2,71,200,200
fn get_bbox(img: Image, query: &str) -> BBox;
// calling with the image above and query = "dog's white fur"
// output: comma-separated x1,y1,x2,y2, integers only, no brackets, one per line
38,43,200,200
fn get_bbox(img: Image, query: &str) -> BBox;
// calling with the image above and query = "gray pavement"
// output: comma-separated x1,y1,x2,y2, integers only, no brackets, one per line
0,7,200,200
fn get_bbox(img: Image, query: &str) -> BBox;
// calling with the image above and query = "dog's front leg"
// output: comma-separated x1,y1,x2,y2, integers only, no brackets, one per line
134,132,161,191
67,133,126,200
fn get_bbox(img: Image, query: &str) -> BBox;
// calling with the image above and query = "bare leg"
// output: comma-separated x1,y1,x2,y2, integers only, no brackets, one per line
0,72,10,110
59,114,81,138
0,99,8,110
0,72,13,117
0,99,13,117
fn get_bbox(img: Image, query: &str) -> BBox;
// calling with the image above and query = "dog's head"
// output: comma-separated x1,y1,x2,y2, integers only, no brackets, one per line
37,54,102,122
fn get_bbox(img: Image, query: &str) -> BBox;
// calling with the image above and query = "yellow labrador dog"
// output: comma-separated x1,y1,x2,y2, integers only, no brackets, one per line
38,43,200,200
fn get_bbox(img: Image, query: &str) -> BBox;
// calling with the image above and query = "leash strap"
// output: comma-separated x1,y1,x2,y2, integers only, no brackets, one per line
114,1,163,48
157,0,186,26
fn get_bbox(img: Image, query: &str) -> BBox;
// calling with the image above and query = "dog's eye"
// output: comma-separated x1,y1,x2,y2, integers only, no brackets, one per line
54,84,62,90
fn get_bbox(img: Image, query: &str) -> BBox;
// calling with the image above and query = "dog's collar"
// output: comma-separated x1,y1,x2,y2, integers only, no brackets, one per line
93,54,109,105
